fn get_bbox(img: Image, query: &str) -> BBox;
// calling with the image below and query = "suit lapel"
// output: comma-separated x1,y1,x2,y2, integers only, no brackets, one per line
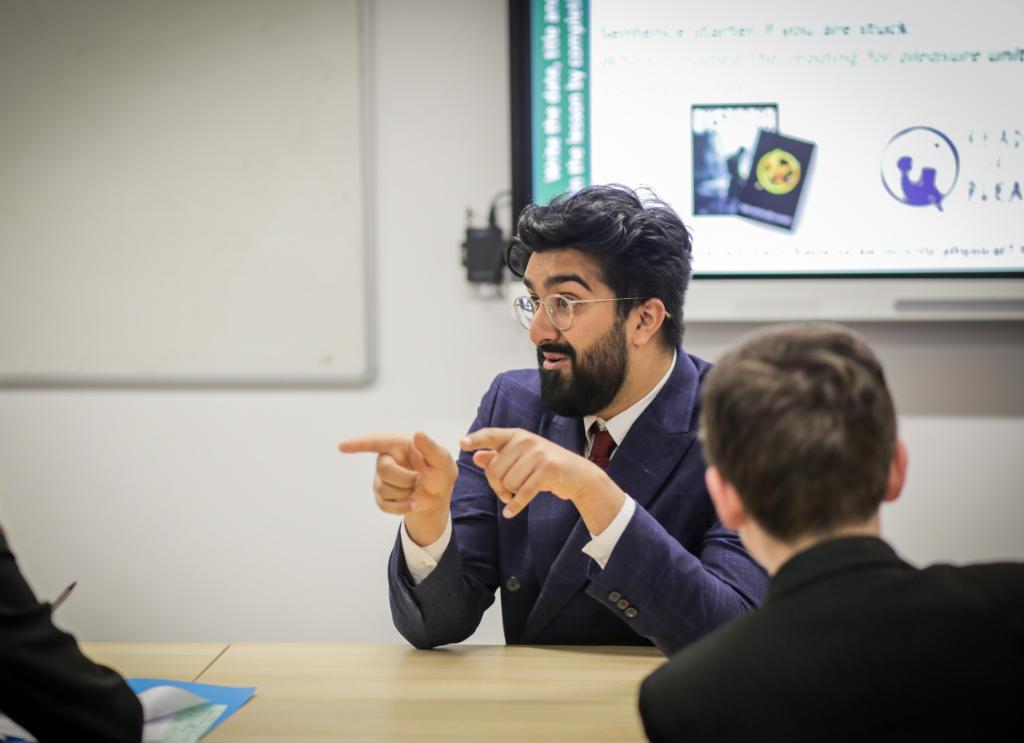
522,353,703,641
609,352,701,510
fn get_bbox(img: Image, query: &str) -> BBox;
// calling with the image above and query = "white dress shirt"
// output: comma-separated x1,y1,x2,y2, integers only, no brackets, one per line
401,352,678,584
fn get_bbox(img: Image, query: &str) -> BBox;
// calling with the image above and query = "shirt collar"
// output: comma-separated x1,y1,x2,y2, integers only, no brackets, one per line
584,351,677,447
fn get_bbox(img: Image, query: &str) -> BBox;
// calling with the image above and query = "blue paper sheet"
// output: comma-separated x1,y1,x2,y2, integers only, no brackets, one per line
128,679,255,735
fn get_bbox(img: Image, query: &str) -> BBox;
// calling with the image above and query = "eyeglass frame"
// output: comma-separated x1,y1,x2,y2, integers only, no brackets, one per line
512,293,670,332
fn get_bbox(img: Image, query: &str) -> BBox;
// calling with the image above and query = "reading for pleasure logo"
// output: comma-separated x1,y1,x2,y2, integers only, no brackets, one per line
881,127,960,211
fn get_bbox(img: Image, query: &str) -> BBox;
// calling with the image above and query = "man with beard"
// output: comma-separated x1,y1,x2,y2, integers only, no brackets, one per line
341,185,767,653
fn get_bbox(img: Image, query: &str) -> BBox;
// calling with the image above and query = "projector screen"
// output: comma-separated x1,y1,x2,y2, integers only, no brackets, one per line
513,0,1024,280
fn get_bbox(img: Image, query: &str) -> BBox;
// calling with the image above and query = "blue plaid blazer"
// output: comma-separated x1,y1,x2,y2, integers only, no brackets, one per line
388,352,768,654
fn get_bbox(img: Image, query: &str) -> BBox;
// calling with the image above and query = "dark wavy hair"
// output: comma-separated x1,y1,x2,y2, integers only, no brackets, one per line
506,185,693,348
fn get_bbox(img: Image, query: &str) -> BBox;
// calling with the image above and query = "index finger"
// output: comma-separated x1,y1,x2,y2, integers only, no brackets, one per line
412,431,453,469
338,434,410,455
460,427,518,452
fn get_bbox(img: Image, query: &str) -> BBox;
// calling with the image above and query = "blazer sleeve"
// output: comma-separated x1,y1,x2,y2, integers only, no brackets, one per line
0,529,143,743
585,450,769,655
387,376,503,648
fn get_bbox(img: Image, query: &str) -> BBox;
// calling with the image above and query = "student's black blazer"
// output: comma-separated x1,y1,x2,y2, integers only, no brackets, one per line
0,526,142,742
639,536,1024,742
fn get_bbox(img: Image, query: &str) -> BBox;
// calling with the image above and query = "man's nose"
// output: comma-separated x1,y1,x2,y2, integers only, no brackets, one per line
529,303,559,346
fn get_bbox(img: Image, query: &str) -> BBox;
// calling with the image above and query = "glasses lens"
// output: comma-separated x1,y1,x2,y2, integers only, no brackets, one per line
512,296,535,330
549,295,573,330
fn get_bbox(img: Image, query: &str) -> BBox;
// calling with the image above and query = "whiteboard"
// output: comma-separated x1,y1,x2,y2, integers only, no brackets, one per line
0,0,375,387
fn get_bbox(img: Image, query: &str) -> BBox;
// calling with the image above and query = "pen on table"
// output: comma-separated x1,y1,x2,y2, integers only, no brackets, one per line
50,581,77,613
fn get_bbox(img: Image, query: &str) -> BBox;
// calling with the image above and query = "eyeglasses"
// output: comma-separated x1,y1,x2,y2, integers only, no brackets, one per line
512,294,645,331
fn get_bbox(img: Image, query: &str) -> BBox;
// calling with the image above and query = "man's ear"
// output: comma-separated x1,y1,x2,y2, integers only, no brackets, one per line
706,466,747,531
630,298,667,348
883,439,908,504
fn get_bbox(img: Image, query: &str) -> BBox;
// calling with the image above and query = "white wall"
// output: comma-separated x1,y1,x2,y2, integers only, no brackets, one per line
0,0,1022,643
683,322,1024,567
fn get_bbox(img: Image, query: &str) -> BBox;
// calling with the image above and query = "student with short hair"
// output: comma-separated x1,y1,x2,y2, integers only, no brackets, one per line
639,323,1023,742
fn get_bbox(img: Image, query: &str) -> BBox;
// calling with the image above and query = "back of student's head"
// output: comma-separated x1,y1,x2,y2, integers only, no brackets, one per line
700,323,897,542
506,184,692,349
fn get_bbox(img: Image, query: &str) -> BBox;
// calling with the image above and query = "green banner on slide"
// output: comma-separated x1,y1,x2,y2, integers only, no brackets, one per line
532,0,590,204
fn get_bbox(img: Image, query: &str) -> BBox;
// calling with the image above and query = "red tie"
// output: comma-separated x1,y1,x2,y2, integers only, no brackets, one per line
588,423,616,470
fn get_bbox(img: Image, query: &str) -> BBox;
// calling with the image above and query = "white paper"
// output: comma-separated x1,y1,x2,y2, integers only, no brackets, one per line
0,711,35,742
143,703,225,743
1,686,217,743
138,686,209,721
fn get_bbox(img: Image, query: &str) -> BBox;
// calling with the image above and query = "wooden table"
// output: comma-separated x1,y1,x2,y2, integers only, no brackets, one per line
85,643,665,741
81,642,229,683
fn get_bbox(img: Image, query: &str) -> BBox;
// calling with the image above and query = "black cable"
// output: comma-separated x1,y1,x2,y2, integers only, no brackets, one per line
487,190,513,228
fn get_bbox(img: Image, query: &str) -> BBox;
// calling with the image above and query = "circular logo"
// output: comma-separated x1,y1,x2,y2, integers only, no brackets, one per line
755,148,802,195
881,127,959,210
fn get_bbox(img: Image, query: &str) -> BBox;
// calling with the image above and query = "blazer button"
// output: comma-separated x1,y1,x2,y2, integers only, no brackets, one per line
624,607,638,619
608,591,622,603
616,598,630,611
505,576,521,592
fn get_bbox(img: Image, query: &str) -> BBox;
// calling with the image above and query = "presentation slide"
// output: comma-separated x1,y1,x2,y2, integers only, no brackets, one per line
530,0,1024,276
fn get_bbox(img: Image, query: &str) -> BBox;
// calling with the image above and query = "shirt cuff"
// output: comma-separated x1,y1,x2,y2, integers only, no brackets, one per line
400,514,453,585
581,495,636,570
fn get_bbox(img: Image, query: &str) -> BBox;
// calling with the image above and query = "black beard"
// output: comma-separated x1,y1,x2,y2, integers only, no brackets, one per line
538,319,629,418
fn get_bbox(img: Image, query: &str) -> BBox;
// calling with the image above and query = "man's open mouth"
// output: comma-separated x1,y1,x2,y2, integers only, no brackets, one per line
541,352,570,370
